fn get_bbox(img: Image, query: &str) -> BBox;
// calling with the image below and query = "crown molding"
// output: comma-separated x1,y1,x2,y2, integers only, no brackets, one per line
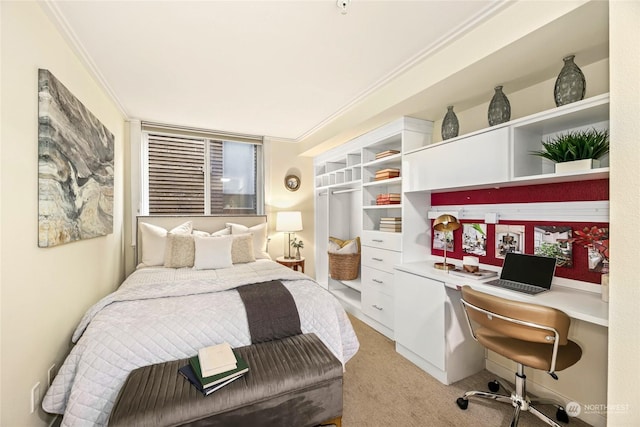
39,0,129,118
296,0,512,143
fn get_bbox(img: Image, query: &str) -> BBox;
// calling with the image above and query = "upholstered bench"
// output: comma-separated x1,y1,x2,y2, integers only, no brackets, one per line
109,333,343,427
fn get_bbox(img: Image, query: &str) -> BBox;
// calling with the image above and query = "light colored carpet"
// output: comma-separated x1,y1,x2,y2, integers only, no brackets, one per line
342,315,591,427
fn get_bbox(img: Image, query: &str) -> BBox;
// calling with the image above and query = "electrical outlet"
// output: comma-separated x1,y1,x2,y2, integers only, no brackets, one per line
48,364,56,386
30,382,41,414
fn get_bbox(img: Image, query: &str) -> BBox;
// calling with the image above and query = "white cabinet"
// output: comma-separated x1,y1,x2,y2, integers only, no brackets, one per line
404,127,510,192
394,271,446,371
394,267,485,385
403,94,610,194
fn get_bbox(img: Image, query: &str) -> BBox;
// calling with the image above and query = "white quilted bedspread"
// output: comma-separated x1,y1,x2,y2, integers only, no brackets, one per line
42,261,359,427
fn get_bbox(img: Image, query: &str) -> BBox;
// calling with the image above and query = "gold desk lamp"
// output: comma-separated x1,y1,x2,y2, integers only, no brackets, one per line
433,214,460,271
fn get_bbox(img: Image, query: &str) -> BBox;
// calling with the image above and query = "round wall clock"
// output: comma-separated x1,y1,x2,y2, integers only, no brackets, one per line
285,174,301,192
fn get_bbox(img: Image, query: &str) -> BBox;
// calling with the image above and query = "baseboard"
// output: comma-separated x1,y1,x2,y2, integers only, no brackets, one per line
485,360,607,427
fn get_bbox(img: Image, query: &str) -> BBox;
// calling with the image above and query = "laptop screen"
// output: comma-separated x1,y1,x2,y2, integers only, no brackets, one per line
500,253,557,289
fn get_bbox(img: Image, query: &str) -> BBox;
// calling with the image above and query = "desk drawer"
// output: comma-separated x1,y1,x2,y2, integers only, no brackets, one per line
362,266,394,296
362,230,402,251
362,288,394,329
361,246,401,273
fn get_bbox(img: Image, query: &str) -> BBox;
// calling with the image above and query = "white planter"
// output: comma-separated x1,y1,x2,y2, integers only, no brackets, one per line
555,159,600,173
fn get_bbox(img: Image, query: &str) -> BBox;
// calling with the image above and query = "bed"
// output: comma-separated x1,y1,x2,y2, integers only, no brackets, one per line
42,215,359,427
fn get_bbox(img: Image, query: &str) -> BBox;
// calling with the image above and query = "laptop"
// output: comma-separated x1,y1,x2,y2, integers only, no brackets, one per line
485,253,556,295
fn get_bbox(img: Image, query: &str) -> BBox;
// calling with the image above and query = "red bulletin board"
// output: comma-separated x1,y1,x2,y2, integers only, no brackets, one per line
430,180,609,284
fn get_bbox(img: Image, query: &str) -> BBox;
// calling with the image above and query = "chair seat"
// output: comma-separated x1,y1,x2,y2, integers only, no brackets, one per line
476,328,582,372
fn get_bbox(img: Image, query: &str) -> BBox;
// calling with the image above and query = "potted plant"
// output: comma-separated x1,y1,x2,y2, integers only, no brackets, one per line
290,237,304,260
530,128,609,173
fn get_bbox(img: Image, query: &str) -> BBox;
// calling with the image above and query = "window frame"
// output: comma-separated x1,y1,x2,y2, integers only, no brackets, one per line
140,124,264,216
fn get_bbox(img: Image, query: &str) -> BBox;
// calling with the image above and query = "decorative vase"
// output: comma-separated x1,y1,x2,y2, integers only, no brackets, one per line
488,86,511,126
554,55,586,107
441,106,459,140
295,247,301,260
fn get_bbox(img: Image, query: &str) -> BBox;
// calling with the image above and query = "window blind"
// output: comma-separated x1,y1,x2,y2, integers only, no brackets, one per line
147,134,205,214
141,122,264,215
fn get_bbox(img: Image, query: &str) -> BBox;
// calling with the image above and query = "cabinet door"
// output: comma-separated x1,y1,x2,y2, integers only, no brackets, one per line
361,246,402,273
362,266,395,296
404,127,509,192
361,287,394,329
394,270,446,370
361,230,402,251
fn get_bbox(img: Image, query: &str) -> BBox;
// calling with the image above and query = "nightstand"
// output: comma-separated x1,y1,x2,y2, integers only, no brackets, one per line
276,256,305,273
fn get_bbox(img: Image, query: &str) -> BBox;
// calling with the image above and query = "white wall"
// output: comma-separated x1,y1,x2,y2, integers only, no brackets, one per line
0,2,126,426
608,0,640,424
264,139,315,278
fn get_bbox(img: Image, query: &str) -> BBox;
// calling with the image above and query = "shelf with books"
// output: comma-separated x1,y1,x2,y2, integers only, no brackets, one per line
314,116,433,339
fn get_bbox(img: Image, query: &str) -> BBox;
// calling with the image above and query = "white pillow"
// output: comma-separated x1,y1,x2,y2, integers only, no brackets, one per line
193,227,230,237
337,239,359,254
227,222,270,259
328,240,341,253
193,235,233,270
139,221,193,266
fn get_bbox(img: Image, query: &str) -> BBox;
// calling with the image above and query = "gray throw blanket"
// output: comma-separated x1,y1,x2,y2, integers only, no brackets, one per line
237,280,302,343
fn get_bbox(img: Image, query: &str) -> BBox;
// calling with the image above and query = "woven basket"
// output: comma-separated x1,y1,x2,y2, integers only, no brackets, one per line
328,252,361,280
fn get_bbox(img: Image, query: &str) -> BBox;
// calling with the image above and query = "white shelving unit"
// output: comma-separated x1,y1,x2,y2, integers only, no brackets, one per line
314,117,434,338
404,94,610,194
396,94,611,388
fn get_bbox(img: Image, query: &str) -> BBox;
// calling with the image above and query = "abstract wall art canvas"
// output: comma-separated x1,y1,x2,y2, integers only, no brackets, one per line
38,69,114,247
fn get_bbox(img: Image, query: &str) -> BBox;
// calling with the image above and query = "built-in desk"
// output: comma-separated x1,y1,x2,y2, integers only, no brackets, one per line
394,260,609,427
396,260,609,327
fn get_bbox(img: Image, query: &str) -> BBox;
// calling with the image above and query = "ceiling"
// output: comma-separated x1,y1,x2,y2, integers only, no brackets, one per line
43,1,507,143
43,1,609,157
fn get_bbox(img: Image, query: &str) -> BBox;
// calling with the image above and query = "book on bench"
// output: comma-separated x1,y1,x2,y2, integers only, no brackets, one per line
186,351,249,389
179,363,245,396
198,342,237,377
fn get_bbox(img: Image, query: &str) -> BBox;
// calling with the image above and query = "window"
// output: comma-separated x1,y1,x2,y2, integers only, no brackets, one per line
141,125,263,215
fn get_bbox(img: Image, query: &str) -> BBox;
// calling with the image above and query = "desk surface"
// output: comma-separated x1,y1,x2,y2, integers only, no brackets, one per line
395,261,609,327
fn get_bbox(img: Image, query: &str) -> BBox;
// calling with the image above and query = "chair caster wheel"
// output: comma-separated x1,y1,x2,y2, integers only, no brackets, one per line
556,407,569,423
488,380,500,392
456,397,469,410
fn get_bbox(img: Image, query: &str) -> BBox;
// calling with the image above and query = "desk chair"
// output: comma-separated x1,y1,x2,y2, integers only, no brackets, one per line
455,286,582,426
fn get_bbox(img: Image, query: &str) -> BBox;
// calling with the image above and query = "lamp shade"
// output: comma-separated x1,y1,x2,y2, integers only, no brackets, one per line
433,214,460,232
276,211,303,232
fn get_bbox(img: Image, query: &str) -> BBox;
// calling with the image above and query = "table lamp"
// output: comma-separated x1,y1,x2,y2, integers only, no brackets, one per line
433,214,460,271
276,211,303,259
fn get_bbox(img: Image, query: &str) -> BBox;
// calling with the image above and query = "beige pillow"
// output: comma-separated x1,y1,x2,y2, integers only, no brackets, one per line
164,233,195,268
227,222,270,259
231,234,256,264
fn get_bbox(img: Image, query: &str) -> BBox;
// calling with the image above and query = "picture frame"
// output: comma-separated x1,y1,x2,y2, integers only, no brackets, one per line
284,174,301,192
